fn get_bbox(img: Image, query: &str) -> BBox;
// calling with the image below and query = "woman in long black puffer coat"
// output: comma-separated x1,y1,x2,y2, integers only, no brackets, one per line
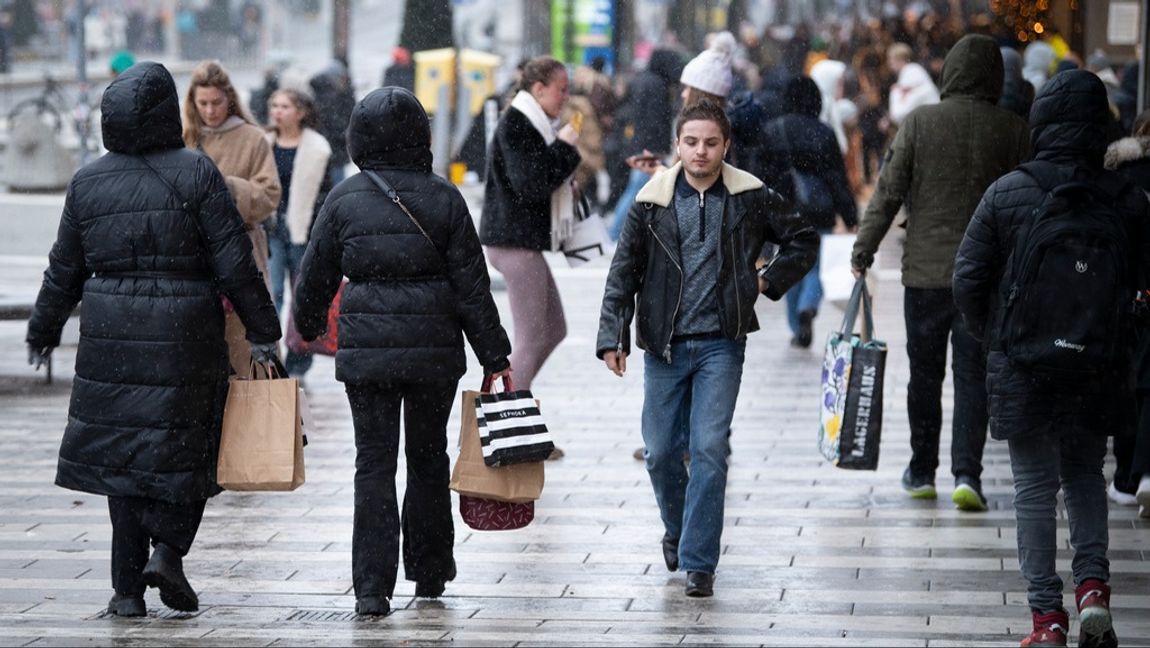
25,62,280,616
293,87,511,618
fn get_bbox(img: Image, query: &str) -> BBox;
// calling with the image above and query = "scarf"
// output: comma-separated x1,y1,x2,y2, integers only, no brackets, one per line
509,90,574,251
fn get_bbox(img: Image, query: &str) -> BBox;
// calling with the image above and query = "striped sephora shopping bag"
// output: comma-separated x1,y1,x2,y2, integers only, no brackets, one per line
475,375,554,467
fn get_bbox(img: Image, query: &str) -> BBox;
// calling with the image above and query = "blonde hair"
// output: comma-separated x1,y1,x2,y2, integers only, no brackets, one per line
183,60,254,148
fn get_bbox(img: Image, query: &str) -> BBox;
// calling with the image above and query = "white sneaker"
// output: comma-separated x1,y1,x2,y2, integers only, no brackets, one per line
1137,475,1150,518
1107,481,1138,506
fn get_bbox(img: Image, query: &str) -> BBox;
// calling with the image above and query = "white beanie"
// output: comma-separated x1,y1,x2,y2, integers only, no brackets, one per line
680,31,736,98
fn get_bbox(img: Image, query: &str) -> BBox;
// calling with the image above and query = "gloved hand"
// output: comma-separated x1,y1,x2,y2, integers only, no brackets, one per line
249,342,279,365
27,344,53,370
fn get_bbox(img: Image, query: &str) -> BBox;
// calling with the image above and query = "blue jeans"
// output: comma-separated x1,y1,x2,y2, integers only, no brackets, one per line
267,231,307,314
267,228,312,376
642,338,746,574
784,250,822,335
1009,432,1109,612
610,168,652,241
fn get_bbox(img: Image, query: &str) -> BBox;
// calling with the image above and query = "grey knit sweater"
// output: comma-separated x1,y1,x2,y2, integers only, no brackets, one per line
673,173,725,337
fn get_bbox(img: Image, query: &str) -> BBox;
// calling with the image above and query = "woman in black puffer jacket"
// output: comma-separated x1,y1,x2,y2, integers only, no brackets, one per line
1104,112,1150,514
26,62,280,617
293,87,511,617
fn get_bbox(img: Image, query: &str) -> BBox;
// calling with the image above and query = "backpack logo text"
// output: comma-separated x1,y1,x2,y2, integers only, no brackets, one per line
1055,338,1085,352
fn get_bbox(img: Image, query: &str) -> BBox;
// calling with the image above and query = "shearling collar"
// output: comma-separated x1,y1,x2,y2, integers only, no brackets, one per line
1104,136,1150,170
635,162,763,207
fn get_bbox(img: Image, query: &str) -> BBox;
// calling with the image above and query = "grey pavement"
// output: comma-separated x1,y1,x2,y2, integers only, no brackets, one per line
1,226,1149,647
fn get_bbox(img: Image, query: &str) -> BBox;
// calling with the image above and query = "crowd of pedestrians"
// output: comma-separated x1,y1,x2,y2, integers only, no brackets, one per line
18,8,1150,646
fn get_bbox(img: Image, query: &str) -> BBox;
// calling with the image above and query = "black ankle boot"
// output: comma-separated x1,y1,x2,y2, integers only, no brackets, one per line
415,580,446,598
142,544,198,612
107,593,146,617
355,596,391,616
685,571,714,597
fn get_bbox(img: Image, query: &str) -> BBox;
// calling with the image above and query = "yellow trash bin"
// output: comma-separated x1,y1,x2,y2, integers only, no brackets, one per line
458,49,502,116
414,48,456,114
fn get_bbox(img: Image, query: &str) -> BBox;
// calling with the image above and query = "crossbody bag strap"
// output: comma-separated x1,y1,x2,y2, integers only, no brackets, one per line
364,169,445,261
137,156,218,273
138,155,195,215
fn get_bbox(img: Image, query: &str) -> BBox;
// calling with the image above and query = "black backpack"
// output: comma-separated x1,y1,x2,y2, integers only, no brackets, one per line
995,161,1135,377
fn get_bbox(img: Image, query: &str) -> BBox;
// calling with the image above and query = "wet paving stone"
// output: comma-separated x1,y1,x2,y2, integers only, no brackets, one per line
0,230,1146,646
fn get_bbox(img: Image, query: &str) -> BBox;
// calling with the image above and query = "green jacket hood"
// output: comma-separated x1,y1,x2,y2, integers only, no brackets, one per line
940,34,1003,104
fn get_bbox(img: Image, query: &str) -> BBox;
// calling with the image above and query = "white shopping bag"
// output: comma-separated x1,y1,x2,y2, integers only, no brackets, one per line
820,234,878,310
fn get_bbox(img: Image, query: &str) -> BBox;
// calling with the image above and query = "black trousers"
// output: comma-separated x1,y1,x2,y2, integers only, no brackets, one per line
107,496,207,596
345,380,459,600
904,287,989,482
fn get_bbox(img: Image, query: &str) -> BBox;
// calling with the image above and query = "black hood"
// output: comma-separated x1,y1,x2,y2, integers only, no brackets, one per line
347,87,432,172
940,34,1003,103
647,49,684,83
100,62,184,155
783,76,821,118
1030,70,1110,166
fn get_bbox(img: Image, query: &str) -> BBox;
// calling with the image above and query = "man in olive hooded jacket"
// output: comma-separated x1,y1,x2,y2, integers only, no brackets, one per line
851,35,1030,510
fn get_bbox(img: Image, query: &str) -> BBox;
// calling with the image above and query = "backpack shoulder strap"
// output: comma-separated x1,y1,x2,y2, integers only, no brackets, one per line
1015,159,1064,195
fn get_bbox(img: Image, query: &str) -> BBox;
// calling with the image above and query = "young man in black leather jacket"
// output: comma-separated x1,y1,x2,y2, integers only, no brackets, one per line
596,99,818,597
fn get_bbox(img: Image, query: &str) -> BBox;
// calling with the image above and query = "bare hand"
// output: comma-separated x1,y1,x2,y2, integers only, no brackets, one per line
851,266,864,279
490,366,512,381
558,124,579,146
604,350,627,377
626,150,662,175
758,276,770,293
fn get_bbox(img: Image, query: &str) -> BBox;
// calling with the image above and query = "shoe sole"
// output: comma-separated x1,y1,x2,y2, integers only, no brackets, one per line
142,570,198,612
1137,489,1150,518
1078,606,1118,648
952,484,988,512
107,601,146,618
905,485,937,500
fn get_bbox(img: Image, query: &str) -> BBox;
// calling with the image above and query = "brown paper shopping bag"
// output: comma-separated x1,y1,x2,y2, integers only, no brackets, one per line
449,389,544,504
217,364,305,491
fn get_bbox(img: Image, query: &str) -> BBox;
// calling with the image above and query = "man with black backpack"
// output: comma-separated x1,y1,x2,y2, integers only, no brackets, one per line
954,70,1150,648
851,35,1030,511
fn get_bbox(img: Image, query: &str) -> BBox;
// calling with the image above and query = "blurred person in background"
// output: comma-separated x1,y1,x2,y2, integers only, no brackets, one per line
762,76,858,349
26,62,280,618
887,42,939,126
1103,109,1150,517
184,60,282,375
1023,40,1056,94
310,58,357,185
294,88,511,617
609,49,683,240
382,47,415,92
998,47,1034,121
479,56,580,459
264,88,332,377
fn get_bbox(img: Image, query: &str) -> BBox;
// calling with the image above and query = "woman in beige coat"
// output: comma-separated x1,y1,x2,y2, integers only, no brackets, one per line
183,60,282,372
